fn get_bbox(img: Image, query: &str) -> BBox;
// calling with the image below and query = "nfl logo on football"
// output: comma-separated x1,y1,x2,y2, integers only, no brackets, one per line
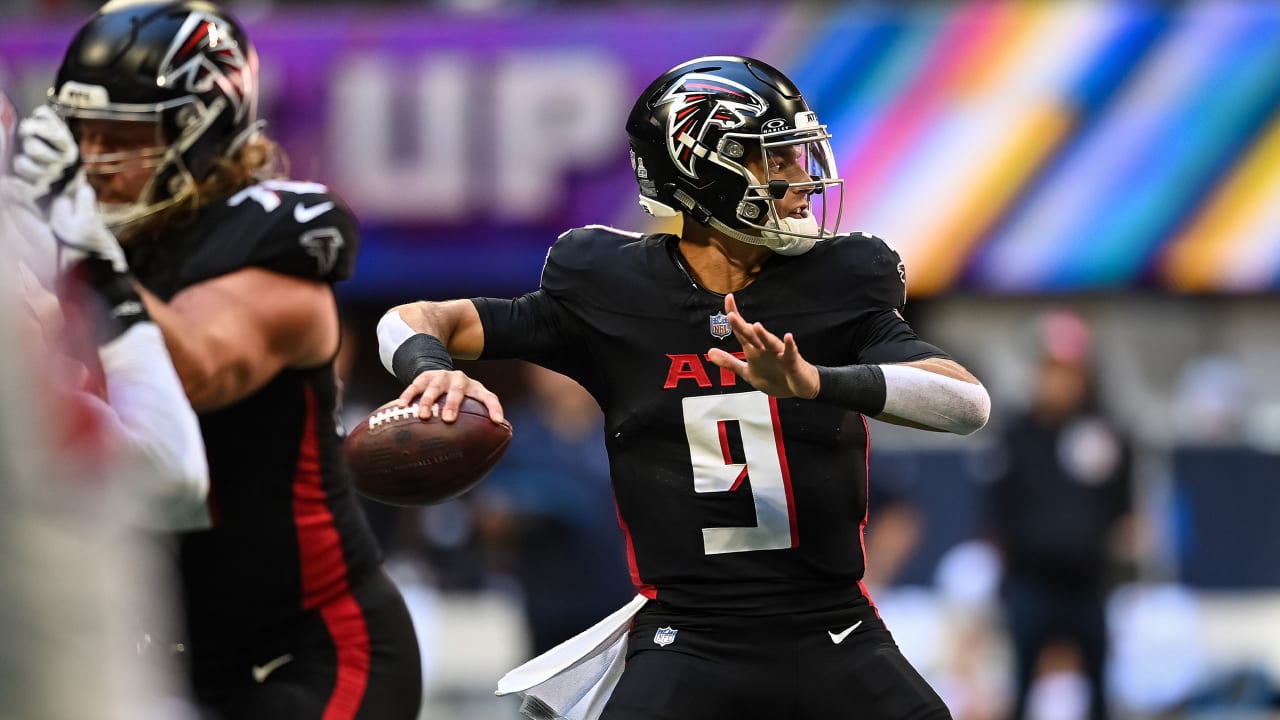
653,626,678,647
709,312,731,340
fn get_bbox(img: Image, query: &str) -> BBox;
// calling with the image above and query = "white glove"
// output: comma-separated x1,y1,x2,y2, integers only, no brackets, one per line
52,174,128,274
13,105,79,200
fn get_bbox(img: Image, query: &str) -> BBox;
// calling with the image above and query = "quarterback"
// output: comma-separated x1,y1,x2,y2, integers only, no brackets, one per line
380,56,989,719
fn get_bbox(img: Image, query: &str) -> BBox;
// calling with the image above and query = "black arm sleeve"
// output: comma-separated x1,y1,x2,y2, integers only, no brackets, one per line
471,290,592,381
856,308,952,365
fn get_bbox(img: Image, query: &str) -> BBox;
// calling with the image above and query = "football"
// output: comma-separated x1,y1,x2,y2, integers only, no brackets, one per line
344,397,513,506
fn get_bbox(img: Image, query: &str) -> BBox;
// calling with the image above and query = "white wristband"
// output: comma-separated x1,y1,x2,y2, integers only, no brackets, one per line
377,309,417,377
880,364,991,435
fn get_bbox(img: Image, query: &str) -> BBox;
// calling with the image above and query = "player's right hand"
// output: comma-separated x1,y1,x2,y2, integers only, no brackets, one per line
13,105,79,201
707,292,821,399
397,369,505,425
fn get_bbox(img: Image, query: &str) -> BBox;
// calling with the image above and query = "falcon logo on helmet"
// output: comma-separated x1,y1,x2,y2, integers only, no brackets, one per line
158,12,254,123
657,73,768,179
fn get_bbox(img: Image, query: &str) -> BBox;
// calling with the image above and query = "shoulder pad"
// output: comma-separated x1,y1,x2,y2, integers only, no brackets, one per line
213,180,359,283
540,225,644,299
816,232,908,310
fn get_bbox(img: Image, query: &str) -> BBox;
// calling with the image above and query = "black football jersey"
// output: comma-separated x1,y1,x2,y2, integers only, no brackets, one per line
126,181,381,651
473,226,947,614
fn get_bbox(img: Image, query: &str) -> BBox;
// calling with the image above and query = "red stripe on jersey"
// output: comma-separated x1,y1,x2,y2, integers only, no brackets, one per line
294,386,348,607
614,499,656,600
768,397,799,548
292,386,371,718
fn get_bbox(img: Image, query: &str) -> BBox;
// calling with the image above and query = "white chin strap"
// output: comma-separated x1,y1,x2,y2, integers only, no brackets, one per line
710,214,822,256
640,193,824,256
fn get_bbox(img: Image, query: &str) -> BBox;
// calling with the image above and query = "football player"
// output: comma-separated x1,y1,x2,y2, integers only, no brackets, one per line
5,86,210,529
2,89,205,718
379,56,989,719
12,3,422,718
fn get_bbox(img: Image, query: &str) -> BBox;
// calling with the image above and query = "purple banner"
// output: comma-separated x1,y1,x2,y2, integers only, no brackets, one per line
0,9,784,230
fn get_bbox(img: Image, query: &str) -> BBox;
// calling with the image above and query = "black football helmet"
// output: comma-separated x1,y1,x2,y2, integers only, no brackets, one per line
626,56,842,254
49,0,260,230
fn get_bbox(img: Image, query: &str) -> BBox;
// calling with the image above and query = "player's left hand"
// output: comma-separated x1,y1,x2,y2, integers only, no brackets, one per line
706,293,820,399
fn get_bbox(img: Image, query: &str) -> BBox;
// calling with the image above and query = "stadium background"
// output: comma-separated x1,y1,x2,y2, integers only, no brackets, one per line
4,1,1280,718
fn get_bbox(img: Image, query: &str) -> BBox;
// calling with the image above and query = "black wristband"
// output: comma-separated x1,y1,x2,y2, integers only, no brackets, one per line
391,333,454,386
814,364,887,416
69,256,149,345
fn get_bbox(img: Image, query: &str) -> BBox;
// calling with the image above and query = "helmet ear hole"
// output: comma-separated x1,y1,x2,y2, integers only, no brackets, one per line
175,105,198,129
737,199,767,221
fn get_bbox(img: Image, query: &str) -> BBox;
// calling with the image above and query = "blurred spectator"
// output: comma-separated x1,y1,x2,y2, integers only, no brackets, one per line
983,310,1135,720
1172,354,1250,445
861,454,924,594
473,363,633,656
1107,583,1207,715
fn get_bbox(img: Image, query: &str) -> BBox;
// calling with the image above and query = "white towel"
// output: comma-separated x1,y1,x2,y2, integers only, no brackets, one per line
496,594,648,720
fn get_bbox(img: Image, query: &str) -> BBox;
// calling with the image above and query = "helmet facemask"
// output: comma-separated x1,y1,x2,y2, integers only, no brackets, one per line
53,84,259,234
713,115,843,255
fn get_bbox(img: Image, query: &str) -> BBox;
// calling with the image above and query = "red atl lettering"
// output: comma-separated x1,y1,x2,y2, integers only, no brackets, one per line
662,352,747,389
664,354,711,388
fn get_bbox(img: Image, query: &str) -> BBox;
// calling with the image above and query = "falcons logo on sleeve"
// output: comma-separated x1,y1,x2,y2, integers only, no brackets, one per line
300,227,346,276
657,73,768,179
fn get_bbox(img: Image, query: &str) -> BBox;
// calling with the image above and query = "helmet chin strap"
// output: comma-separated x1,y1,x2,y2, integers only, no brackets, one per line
95,145,202,237
709,214,822,256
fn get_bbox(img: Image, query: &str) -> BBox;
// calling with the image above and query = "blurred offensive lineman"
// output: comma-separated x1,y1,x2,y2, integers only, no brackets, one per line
1,90,207,719
378,56,990,719
15,2,423,718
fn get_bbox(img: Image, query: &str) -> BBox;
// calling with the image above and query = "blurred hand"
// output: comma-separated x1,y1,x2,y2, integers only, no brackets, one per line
51,175,128,274
13,105,79,201
1,175,60,289
15,256,63,333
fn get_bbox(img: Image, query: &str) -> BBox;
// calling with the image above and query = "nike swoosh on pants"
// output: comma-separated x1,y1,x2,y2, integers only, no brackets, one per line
827,620,863,644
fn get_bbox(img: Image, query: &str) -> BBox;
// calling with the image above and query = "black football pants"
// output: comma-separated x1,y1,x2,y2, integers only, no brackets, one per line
190,568,422,720
601,601,952,720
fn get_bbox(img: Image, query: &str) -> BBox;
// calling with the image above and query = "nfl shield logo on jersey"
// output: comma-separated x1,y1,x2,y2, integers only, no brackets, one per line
709,312,732,341
653,626,678,647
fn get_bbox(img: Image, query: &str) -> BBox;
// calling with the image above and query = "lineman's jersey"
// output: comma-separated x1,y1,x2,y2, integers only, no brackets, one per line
125,180,380,651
